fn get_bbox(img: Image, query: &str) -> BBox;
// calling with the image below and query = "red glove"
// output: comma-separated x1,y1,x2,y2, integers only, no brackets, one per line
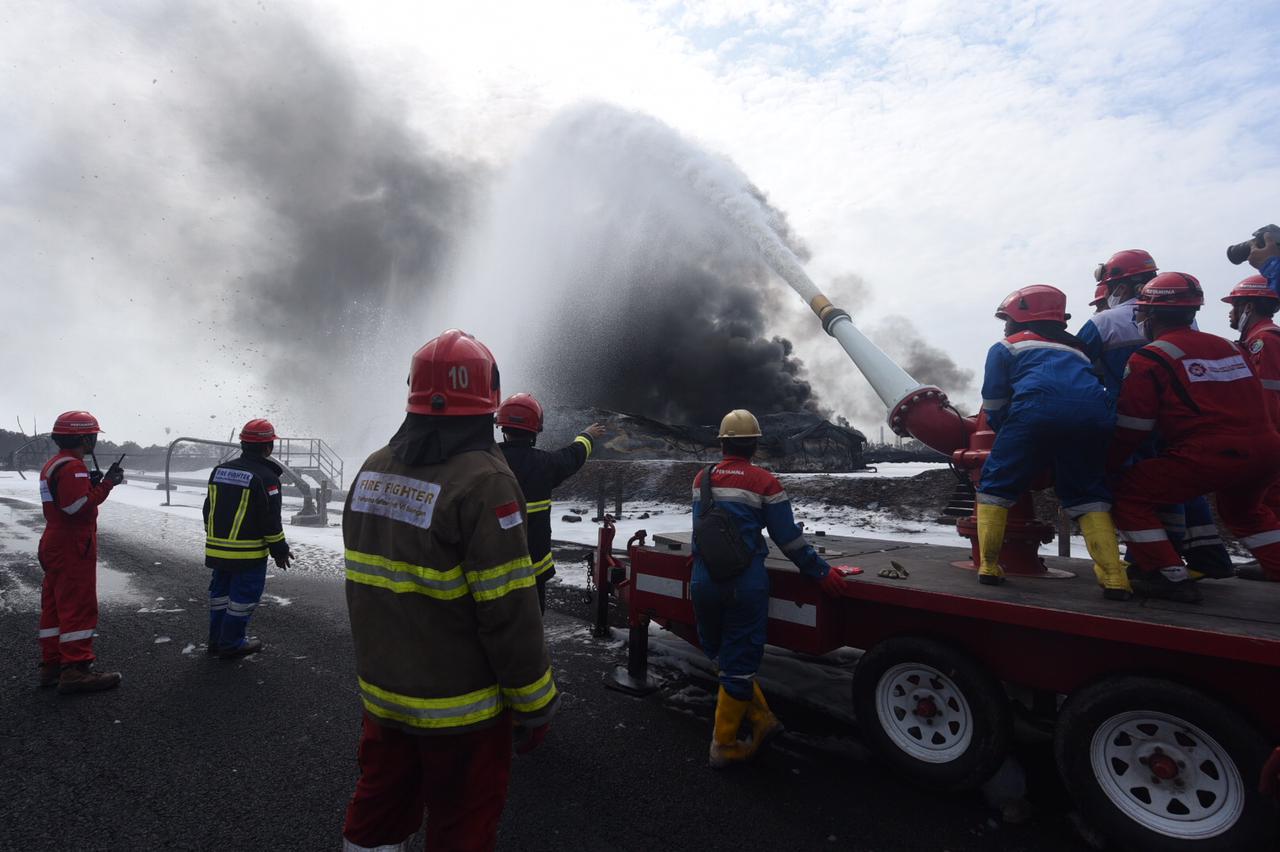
819,565,862,597
1261,747,1280,798
513,723,549,755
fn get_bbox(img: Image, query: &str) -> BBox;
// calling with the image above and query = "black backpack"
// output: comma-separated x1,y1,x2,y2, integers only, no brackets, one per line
692,464,754,581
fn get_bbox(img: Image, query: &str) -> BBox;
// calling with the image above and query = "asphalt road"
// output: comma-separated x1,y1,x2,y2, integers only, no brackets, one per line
0,496,1088,851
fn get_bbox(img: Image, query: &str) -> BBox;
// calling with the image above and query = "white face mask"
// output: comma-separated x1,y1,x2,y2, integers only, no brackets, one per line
1106,290,1127,309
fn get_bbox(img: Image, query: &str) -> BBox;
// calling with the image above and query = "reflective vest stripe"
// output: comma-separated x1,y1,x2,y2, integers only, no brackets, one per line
207,485,218,537
206,536,268,548
465,556,536,602
532,552,554,577
358,676,503,730
228,490,251,540
344,549,469,600
526,500,552,513
501,668,558,713
205,546,269,560
264,531,286,544
574,435,593,458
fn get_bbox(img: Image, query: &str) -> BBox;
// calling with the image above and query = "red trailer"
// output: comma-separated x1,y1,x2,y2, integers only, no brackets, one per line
598,524,1280,852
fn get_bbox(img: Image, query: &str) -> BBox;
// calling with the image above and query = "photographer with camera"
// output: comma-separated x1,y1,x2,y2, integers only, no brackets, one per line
1227,224,1280,295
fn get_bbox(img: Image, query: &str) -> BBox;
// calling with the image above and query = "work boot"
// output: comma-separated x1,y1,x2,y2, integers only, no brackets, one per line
218,637,263,659
1235,562,1275,582
57,662,122,694
1078,512,1133,601
38,662,60,688
976,502,1009,586
709,686,751,769
1129,568,1203,604
743,681,784,759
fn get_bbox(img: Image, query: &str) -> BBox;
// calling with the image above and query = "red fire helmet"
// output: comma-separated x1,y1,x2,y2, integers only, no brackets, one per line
1089,283,1109,307
51,411,102,435
995,284,1070,324
1220,274,1278,304
240,418,277,443
1094,249,1158,288
497,393,544,433
407,329,501,416
1135,272,1204,309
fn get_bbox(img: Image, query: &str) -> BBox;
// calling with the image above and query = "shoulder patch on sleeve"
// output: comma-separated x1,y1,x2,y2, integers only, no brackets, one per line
495,501,523,530
266,485,280,496
1251,339,1264,354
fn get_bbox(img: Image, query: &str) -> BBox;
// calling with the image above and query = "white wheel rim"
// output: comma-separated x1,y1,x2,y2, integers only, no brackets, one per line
874,662,974,763
1089,710,1244,839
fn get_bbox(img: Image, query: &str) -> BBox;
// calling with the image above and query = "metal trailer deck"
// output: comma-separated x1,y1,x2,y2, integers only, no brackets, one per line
608,529,1280,851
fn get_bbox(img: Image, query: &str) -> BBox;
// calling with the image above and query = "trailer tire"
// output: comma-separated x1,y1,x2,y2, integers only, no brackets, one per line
1055,676,1277,852
851,636,1010,791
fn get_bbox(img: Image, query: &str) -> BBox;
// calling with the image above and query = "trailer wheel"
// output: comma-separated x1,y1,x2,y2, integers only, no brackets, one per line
851,637,1011,791
1055,676,1277,851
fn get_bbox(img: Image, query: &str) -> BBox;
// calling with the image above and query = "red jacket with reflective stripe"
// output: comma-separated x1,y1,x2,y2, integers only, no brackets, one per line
1109,327,1268,471
1242,319,1280,428
40,451,113,530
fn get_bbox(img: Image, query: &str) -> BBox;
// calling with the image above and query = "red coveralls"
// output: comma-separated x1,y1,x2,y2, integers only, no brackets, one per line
38,451,115,664
1242,319,1280,509
1110,327,1280,581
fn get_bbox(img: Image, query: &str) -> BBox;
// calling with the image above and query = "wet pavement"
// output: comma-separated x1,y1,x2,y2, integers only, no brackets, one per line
0,496,1088,851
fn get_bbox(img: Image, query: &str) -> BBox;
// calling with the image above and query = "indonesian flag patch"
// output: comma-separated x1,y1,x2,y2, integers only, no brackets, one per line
495,501,523,530
267,486,280,496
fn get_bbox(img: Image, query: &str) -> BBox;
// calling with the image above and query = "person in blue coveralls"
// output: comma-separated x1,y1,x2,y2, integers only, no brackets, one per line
976,284,1131,599
690,409,858,768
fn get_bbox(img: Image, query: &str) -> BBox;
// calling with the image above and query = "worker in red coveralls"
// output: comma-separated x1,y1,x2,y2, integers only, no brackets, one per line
37,411,125,693
1110,273,1280,601
1222,274,1280,581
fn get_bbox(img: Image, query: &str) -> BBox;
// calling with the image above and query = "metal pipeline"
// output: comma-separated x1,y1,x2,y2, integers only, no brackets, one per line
807,294,973,455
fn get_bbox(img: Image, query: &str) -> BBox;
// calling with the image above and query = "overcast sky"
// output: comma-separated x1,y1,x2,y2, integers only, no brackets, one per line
3,0,1277,453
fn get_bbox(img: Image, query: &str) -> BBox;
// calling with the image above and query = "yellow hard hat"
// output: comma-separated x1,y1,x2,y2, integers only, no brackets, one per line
717,409,762,439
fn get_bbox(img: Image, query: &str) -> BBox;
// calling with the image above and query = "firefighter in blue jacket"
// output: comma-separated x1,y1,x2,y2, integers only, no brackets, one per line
202,418,291,657
691,409,858,768
978,285,1131,598
497,394,604,613
1077,250,1232,580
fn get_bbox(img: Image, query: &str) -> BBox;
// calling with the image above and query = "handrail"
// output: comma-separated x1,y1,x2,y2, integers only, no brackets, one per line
163,437,314,508
6,433,53,480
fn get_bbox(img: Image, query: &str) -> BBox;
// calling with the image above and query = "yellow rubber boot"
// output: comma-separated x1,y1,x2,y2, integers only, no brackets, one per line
976,502,1009,586
709,686,752,769
743,681,784,759
1079,512,1133,601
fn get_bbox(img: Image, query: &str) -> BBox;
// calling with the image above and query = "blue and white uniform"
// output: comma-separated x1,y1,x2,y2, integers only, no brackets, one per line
690,457,829,700
978,331,1114,514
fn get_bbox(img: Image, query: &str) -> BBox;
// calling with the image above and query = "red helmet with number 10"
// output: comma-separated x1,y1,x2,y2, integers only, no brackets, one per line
497,393,544,433
407,329,501,416
995,284,1070,324
51,411,102,435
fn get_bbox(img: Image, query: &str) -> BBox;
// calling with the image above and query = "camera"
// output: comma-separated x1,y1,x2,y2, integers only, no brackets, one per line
1227,224,1280,265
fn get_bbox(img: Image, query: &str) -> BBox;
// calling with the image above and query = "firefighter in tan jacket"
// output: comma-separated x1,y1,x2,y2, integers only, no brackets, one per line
342,329,559,852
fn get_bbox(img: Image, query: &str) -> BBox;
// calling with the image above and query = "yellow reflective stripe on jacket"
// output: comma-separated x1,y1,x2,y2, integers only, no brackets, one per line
206,536,268,548
344,549,469,600
228,489,251,540
205,545,269,559
532,552,554,577
501,667,558,713
574,435,593,458
264,531,286,544
526,499,552,514
465,555,536,602
206,485,217,537
358,676,504,730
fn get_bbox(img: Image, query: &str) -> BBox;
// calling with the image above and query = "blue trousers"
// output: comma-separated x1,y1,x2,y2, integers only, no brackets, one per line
209,565,267,650
690,577,768,701
979,400,1113,515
